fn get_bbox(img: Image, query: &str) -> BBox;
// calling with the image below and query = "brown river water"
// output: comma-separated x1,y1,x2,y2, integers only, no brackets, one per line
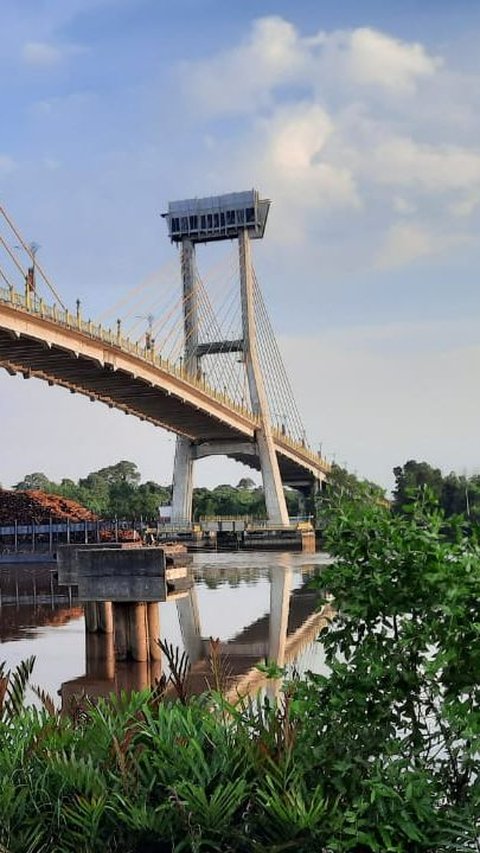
0,550,331,706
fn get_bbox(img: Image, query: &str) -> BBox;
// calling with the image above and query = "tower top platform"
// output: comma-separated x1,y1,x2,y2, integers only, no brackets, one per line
163,189,270,244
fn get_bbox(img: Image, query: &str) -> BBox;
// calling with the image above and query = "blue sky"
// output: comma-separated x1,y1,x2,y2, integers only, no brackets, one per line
1,0,479,492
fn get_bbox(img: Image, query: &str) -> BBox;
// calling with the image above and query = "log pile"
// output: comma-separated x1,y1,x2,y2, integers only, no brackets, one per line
0,489,96,524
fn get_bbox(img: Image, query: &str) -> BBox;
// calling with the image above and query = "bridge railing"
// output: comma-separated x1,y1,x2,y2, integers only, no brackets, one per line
0,286,331,474
0,285,260,426
270,425,331,474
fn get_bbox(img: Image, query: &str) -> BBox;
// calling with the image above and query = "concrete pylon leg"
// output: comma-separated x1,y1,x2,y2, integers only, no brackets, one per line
130,603,149,662
85,632,115,680
256,429,290,526
238,228,289,526
176,587,203,664
268,559,293,667
171,435,195,524
97,601,114,634
147,602,162,661
113,603,129,660
84,602,98,633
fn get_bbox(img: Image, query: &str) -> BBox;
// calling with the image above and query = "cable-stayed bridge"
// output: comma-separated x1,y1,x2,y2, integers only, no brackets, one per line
0,192,330,524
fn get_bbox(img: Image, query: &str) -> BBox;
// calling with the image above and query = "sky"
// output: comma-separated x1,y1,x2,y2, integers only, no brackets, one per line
1,0,479,494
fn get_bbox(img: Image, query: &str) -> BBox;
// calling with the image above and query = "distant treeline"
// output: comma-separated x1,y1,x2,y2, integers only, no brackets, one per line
315,459,479,523
9,458,474,522
10,461,300,520
392,459,480,520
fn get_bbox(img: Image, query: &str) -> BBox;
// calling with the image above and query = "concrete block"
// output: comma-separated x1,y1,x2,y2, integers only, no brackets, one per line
57,543,125,585
78,575,167,602
76,548,167,602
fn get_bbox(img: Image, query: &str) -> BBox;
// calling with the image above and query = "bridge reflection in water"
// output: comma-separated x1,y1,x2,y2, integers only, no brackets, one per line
0,552,331,704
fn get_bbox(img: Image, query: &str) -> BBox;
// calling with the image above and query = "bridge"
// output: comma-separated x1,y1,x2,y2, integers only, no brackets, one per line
0,193,330,524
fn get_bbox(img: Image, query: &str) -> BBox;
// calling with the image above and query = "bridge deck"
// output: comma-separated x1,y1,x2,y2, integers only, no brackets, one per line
0,290,329,487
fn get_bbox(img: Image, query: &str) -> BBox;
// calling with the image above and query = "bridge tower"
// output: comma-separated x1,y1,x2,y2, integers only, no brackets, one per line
163,190,290,526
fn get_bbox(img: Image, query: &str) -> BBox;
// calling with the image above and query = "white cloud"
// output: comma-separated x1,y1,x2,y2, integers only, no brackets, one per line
256,103,360,213
374,222,470,269
0,154,16,175
21,40,85,67
182,18,442,117
375,222,433,268
345,27,441,93
449,191,480,218
370,137,480,191
180,17,480,268
181,16,309,115
392,196,416,215
22,41,62,66
42,157,61,171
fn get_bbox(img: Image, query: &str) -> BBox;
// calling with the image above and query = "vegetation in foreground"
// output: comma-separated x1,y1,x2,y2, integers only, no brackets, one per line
392,459,480,523
0,492,478,852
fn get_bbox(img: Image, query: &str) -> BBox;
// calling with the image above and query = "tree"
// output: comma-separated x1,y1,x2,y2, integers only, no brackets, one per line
316,464,386,527
295,490,480,848
393,461,480,527
14,472,54,492
77,472,111,515
236,477,256,491
393,460,443,510
91,461,141,487
135,482,171,518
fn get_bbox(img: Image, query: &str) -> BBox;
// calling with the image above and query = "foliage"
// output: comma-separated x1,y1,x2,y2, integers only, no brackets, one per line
12,461,302,520
14,462,172,519
316,462,386,530
297,489,480,851
0,492,478,850
393,459,480,524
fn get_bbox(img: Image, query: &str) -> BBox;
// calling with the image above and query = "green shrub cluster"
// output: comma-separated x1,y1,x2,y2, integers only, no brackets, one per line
0,492,478,851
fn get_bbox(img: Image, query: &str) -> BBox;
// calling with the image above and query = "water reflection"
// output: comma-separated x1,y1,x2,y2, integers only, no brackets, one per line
0,551,331,703
60,632,163,709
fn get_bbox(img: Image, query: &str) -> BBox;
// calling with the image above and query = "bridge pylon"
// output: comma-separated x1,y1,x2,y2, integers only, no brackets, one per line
164,190,289,526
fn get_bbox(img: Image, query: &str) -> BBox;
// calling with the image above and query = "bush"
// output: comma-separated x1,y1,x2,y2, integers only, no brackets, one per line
0,492,478,851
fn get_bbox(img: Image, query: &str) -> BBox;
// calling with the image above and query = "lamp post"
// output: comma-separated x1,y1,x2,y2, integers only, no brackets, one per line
15,240,39,309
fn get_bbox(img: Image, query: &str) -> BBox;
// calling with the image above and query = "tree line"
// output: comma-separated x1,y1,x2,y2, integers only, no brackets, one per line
392,459,480,521
11,461,301,519
11,457,476,522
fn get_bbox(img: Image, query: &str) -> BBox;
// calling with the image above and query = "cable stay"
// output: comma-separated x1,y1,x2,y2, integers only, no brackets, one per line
0,205,66,309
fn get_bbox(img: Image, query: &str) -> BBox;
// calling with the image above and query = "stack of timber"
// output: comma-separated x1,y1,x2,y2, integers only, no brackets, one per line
0,489,96,524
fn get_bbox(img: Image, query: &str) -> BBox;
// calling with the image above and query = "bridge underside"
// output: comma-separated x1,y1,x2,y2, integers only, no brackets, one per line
0,325,320,491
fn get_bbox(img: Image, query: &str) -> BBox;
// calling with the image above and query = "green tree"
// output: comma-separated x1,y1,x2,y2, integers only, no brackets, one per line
91,460,141,487
296,490,480,849
135,481,171,518
14,472,54,491
77,472,111,515
236,477,256,490
393,459,443,510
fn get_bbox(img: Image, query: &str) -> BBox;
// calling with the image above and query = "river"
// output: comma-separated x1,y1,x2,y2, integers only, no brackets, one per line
0,550,330,706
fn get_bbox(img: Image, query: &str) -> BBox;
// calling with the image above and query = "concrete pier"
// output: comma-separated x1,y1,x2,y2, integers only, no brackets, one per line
147,602,162,661
85,601,114,634
109,601,162,662
72,546,191,663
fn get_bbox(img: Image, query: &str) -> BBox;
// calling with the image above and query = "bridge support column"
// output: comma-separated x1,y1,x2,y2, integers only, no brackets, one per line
268,560,292,666
84,601,114,634
239,229,289,526
176,587,203,664
171,435,195,524
147,602,162,661
113,602,151,662
171,236,200,525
